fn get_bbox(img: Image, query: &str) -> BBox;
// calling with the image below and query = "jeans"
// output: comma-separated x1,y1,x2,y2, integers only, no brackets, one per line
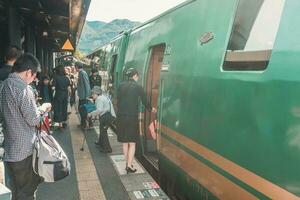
5,156,41,200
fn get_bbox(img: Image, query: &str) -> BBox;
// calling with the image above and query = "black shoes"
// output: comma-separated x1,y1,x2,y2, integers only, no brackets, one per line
126,166,137,174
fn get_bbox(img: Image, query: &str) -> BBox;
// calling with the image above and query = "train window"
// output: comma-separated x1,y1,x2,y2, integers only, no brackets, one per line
223,0,286,71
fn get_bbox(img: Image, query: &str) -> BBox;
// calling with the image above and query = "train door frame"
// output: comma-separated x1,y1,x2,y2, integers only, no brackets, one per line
110,54,118,83
109,54,118,101
143,43,166,166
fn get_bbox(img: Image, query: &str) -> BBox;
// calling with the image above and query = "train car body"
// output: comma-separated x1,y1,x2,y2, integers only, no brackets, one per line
103,33,129,94
91,0,300,199
88,33,130,98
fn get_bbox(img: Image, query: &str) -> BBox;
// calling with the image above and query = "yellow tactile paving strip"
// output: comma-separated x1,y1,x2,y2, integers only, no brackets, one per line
69,113,106,200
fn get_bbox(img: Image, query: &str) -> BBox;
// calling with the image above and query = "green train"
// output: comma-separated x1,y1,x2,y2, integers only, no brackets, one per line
87,0,300,199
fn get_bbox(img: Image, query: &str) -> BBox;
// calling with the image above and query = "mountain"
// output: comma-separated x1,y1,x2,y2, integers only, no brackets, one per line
78,19,141,55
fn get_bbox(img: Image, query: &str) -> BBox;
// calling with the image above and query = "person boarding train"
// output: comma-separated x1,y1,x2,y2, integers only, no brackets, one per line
116,68,156,173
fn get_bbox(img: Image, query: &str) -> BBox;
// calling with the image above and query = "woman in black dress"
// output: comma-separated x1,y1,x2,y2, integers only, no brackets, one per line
117,68,156,173
53,65,70,128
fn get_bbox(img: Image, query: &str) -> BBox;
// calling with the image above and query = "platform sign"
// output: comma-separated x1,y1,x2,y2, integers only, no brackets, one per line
61,39,74,51
133,191,144,199
133,188,168,199
143,182,160,189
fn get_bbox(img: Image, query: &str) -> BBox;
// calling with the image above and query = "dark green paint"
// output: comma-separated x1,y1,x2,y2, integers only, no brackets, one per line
87,0,300,198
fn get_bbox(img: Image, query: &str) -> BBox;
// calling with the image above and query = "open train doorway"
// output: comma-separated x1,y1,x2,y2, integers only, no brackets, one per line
143,44,165,167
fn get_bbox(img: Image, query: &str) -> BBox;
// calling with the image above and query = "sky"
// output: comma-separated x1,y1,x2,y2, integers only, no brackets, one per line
86,0,186,23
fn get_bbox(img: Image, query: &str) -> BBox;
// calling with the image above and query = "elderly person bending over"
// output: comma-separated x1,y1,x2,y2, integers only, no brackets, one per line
88,86,116,153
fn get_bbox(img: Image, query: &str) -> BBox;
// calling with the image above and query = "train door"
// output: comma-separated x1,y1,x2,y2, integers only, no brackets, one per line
144,44,165,165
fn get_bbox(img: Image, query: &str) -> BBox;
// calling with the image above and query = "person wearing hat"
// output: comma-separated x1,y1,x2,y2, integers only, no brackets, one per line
116,68,157,173
89,68,102,89
88,86,116,153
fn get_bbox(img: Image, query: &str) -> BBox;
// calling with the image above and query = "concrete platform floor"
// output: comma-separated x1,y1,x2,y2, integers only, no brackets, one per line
2,111,169,200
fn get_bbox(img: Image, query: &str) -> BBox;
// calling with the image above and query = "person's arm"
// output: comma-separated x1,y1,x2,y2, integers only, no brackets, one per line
19,87,41,126
138,85,152,111
89,97,104,117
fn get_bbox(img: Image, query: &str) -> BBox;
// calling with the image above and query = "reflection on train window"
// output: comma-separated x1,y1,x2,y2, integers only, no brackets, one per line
223,0,286,71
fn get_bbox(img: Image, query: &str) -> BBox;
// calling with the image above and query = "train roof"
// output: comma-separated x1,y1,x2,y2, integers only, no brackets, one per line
131,0,195,33
86,0,195,58
86,31,129,57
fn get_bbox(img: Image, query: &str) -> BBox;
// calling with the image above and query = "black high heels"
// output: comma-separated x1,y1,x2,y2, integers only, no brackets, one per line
126,166,137,174
125,163,134,170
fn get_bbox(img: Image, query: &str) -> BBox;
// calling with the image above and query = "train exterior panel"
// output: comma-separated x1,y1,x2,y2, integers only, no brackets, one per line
104,33,130,95
88,33,130,97
88,0,300,199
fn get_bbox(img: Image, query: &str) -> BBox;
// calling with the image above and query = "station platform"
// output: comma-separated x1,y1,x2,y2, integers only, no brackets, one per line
1,111,170,200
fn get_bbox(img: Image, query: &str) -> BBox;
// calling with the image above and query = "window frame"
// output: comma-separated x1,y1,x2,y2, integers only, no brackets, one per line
222,0,285,71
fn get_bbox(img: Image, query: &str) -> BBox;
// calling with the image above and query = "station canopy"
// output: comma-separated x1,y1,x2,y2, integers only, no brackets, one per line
0,0,91,51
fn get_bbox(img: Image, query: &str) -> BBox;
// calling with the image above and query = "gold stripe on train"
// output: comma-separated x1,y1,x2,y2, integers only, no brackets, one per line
161,125,299,200
160,137,258,200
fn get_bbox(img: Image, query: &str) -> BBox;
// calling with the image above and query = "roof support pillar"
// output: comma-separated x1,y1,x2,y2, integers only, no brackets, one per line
36,37,43,69
25,24,36,55
8,6,21,48
43,47,49,75
48,52,54,75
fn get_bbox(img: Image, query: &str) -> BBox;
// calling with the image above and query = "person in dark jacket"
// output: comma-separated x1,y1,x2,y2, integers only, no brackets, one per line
37,76,53,103
89,68,102,89
69,74,77,108
76,63,91,128
117,68,156,173
0,46,21,81
53,66,70,129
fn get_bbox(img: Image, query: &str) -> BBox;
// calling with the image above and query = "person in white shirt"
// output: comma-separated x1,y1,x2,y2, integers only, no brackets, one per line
88,86,116,153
